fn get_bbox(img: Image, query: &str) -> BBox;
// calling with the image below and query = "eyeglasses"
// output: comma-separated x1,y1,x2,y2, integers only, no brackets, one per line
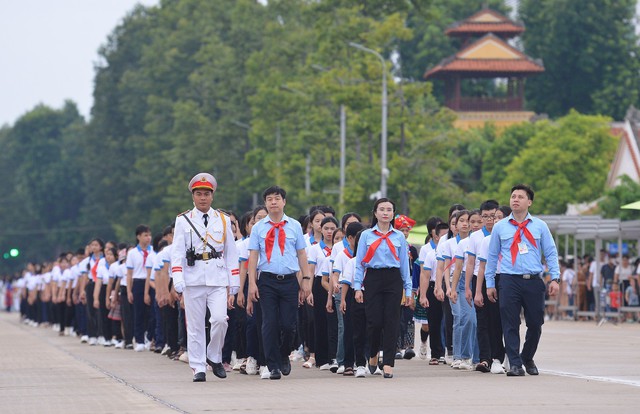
481,214,496,220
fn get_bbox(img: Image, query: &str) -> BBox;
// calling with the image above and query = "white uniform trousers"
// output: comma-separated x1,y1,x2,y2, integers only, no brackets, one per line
184,285,228,374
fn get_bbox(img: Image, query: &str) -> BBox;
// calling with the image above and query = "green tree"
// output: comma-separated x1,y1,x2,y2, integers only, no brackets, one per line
599,175,640,221
519,0,640,119
497,111,617,213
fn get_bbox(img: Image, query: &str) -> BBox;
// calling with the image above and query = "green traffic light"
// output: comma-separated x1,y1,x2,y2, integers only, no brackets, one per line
9,248,19,257
2,253,9,259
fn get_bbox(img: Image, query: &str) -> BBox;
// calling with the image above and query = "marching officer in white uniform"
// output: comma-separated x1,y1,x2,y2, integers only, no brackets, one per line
171,173,240,382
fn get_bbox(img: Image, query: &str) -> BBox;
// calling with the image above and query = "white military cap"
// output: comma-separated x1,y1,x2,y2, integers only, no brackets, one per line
188,173,217,192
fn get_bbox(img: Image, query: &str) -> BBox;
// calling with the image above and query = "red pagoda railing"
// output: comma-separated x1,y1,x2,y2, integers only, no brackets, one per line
445,96,523,111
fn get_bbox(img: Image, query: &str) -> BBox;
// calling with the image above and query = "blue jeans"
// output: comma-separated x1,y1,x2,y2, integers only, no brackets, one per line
453,272,476,360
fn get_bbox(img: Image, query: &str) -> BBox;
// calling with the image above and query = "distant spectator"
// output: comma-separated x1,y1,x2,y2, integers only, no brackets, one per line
614,255,633,306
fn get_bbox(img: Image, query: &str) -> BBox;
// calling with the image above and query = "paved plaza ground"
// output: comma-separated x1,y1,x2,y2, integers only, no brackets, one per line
1,312,638,413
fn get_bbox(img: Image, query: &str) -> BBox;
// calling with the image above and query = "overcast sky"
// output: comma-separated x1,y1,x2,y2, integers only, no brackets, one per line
0,0,158,127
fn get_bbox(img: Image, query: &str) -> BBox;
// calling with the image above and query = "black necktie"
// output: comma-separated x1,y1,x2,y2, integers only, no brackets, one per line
203,213,209,227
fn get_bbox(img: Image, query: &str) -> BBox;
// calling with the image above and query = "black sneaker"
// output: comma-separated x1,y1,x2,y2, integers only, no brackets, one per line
403,349,416,360
270,369,282,380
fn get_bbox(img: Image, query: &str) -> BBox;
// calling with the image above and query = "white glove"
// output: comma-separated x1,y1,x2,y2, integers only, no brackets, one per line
174,280,185,294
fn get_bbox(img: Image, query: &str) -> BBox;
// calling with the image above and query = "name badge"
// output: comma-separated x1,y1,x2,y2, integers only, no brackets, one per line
518,242,529,255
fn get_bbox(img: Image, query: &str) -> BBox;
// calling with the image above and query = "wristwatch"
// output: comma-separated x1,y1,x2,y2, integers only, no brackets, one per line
550,279,560,284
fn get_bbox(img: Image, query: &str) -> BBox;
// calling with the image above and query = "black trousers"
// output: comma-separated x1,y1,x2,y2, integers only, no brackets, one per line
98,286,111,339
363,268,403,367
474,275,505,363
163,302,179,352
343,287,367,368
442,282,453,355
119,286,134,345
499,274,545,367
258,274,299,372
85,281,98,338
426,281,444,359
312,276,330,366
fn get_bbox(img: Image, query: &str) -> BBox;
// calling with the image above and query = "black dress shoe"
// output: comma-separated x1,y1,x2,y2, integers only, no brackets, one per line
270,369,282,380
281,359,291,376
207,359,227,379
193,372,206,382
506,365,526,377
524,360,539,375
383,372,393,379
403,349,416,360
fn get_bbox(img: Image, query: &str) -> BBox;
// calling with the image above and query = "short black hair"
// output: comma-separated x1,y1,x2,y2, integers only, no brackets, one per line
480,199,499,212
341,212,362,230
511,184,534,201
318,205,336,216
135,224,151,236
263,186,286,200
435,223,450,234
346,222,365,238
499,205,512,216
163,226,173,237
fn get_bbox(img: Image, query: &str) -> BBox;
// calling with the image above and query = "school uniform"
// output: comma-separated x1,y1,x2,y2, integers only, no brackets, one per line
340,257,367,369
423,249,444,359
126,245,155,346
81,254,106,342
248,213,306,374
308,241,335,367
485,213,560,371
435,234,453,356
476,234,505,365
453,236,476,360
118,261,134,346
354,225,411,368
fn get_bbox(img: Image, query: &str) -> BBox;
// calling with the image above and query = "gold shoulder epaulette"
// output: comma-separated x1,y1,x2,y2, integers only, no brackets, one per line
178,209,191,217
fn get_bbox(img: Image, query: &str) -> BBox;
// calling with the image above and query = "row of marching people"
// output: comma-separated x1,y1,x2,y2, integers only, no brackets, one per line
15,174,561,381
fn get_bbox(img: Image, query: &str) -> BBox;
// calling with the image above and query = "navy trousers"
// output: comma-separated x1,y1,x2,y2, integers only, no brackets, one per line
258,274,299,372
499,274,545,367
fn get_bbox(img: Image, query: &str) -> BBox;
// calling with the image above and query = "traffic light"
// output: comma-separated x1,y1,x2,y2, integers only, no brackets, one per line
9,248,19,257
2,253,8,259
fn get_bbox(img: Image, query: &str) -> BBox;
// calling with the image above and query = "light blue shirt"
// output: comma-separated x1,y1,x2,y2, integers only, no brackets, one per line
354,225,412,296
485,213,560,288
248,213,306,275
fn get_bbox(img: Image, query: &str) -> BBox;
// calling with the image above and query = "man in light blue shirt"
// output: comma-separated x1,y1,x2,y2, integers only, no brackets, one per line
247,186,312,380
485,184,560,377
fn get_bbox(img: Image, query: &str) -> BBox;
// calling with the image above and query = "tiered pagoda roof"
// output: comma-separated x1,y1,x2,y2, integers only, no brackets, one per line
424,33,544,79
444,8,524,38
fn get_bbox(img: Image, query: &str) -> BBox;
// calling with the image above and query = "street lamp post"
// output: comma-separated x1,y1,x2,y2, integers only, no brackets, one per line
349,41,388,199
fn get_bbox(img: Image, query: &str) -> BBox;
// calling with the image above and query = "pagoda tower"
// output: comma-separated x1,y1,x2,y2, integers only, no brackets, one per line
424,8,544,129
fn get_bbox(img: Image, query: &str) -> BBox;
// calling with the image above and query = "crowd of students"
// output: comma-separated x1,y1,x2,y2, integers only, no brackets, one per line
9,186,561,379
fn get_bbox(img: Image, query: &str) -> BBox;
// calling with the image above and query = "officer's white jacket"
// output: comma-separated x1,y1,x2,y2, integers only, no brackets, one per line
171,207,240,290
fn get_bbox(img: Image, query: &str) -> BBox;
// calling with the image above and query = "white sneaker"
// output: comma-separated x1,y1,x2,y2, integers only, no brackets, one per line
459,358,474,370
233,359,245,371
246,357,258,375
289,346,305,361
97,336,107,346
144,338,152,351
260,366,270,379
419,342,428,360
52,324,59,331
336,365,345,374
491,359,505,374
373,366,383,375
70,329,77,337
114,340,124,349
88,337,97,346
63,327,70,336
134,344,145,352
80,335,89,343
444,354,453,365
318,363,331,371
503,357,510,371
179,351,189,363
160,344,171,356
355,366,367,378
111,338,119,346
451,359,462,369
